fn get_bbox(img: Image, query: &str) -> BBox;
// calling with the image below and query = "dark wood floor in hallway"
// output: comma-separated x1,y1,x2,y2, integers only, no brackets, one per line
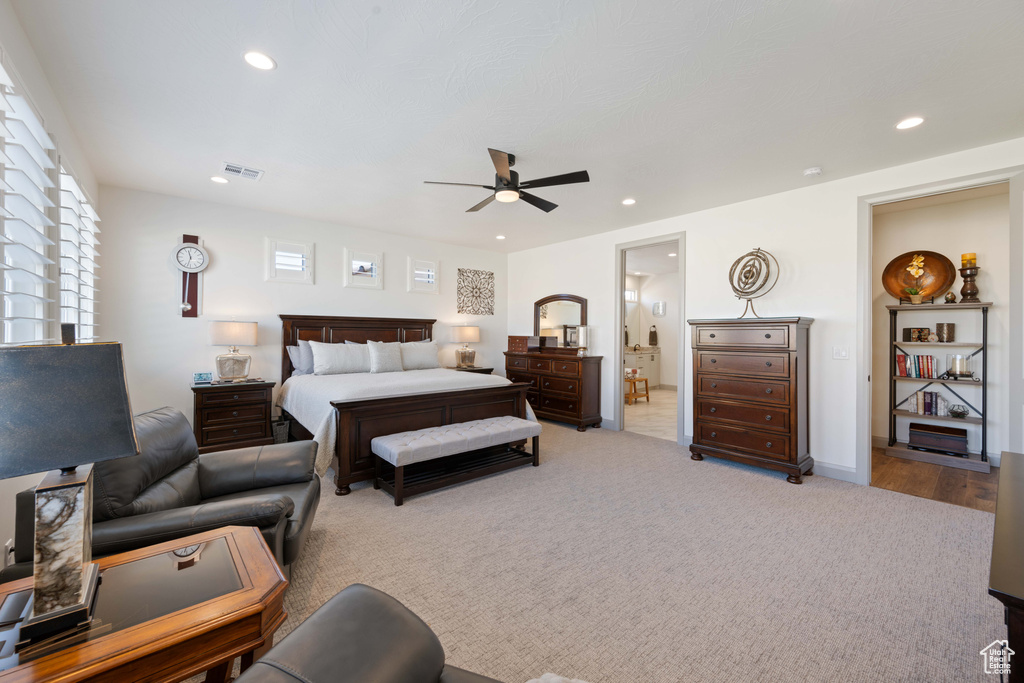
871,448,999,512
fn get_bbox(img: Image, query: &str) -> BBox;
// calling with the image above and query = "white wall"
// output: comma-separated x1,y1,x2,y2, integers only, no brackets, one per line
639,272,680,388
97,186,508,423
0,1,98,551
508,135,1024,477
871,191,1010,457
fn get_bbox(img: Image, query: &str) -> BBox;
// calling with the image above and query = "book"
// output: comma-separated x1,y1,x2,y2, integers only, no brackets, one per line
924,392,932,415
897,354,907,377
916,390,925,415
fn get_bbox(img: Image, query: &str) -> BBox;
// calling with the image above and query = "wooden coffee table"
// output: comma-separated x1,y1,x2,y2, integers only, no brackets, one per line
0,526,287,682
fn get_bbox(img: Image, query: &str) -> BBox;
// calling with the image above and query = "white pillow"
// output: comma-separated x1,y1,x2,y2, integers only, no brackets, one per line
310,340,370,375
286,346,309,376
368,340,403,373
296,339,314,374
400,341,440,370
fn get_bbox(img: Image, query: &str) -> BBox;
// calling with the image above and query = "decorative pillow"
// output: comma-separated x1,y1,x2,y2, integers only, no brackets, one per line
400,341,440,370
286,346,309,376
310,340,370,375
368,340,404,374
296,339,315,374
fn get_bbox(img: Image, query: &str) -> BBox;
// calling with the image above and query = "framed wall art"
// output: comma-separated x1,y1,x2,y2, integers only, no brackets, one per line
457,268,495,315
343,248,383,289
407,257,439,294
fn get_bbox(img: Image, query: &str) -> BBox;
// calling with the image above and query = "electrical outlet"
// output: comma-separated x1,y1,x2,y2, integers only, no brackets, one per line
832,346,850,360
3,539,13,569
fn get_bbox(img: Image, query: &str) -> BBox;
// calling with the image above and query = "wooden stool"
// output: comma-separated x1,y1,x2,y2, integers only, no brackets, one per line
625,376,649,405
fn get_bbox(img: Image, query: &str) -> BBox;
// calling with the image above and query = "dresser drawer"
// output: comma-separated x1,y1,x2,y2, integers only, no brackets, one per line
697,399,789,433
538,394,579,415
696,422,790,461
201,422,269,446
697,375,789,404
506,356,528,371
202,404,268,425
696,351,789,378
198,387,271,407
695,325,789,349
529,358,551,372
507,371,538,389
551,359,580,376
541,376,579,395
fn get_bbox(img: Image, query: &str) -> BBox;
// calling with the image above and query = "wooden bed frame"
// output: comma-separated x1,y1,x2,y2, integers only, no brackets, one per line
279,315,530,495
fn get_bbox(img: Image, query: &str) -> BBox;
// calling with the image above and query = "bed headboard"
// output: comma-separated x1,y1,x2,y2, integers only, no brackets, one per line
279,315,435,382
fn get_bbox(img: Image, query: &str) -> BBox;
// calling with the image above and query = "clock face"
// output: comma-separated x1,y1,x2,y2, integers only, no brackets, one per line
173,243,209,273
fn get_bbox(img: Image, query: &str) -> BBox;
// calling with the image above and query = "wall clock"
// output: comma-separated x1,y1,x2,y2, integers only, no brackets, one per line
173,234,208,317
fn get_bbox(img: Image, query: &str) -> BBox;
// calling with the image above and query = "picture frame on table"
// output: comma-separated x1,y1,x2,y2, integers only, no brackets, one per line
343,248,383,289
407,257,439,294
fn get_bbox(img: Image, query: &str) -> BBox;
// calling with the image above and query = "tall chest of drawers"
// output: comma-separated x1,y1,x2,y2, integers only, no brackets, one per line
504,352,602,431
688,317,814,484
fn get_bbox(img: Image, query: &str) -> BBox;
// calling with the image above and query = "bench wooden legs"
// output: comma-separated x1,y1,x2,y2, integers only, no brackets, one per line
374,456,381,490
394,465,404,506
532,435,540,466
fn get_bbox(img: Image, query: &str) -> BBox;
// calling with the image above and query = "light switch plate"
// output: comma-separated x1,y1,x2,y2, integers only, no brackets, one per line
832,346,850,360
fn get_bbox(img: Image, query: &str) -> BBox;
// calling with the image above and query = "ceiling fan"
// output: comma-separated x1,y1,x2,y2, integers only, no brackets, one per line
425,148,590,213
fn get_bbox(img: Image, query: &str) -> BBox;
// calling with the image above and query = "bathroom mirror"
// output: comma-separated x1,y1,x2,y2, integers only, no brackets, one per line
534,294,587,347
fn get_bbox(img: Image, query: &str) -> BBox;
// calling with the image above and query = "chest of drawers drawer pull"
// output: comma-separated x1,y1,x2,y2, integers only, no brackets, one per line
764,415,772,421
232,411,238,417
765,388,773,394
765,361,772,367
765,333,771,339
233,429,239,435
711,382,717,388
711,431,717,438
710,407,717,413
709,333,716,338
233,395,239,400
710,358,717,364
765,441,772,448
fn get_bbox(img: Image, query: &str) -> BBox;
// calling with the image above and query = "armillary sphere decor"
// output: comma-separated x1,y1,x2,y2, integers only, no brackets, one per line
728,248,779,318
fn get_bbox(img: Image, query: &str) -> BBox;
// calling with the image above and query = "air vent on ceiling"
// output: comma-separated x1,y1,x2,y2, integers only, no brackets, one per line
222,162,265,181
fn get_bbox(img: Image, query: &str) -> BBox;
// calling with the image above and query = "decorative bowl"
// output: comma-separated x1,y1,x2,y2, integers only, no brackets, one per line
881,250,956,301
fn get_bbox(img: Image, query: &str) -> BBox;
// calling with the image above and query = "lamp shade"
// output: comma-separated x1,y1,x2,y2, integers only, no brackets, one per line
451,326,480,343
209,321,258,346
0,343,139,479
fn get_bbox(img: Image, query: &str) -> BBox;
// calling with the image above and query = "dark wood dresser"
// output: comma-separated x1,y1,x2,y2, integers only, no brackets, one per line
191,381,275,454
504,352,602,431
687,317,813,483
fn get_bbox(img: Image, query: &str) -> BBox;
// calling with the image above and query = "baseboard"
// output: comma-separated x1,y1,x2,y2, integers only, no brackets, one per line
679,434,692,447
813,462,860,484
873,435,1001,466
659,384,678,391
601,417,619,432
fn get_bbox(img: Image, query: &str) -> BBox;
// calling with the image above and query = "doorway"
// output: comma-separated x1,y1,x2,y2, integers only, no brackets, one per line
621,241,680,441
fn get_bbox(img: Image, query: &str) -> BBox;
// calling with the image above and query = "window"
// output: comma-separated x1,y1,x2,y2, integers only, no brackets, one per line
266,238,314,284
407,257,439,294
624,289,638,302
59,168,100,341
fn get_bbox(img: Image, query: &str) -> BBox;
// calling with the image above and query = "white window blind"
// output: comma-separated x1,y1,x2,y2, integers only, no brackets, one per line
59,168,100,341
0,62,58,345
266,238,314,284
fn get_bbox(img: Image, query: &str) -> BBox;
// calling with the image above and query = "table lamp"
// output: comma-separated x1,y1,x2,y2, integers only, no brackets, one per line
0,342,138,643
209,321,258,381
451,326,480,368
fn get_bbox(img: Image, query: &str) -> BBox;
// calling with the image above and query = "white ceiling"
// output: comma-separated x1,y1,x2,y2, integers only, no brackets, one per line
11,0,1024,253
626,242,679,276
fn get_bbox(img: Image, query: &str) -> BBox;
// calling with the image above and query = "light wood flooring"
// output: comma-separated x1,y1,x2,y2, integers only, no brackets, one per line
623,387,677,442
870,447,999,512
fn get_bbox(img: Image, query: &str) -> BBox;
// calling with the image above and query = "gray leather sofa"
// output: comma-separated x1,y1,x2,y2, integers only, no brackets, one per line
0,406,319,582
235,584,503,683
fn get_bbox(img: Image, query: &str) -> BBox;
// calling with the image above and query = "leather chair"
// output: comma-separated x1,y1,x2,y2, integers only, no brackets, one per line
235,584,503,683
0,406,319,582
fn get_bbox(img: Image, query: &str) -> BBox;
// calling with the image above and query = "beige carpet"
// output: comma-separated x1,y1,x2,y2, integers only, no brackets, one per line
262,423,1001,682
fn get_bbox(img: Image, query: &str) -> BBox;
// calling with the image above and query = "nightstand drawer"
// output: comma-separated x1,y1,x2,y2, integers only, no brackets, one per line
201,422,269,446
696,351,790,378
202,404,268,425
541,376,579,395
198,387,271,407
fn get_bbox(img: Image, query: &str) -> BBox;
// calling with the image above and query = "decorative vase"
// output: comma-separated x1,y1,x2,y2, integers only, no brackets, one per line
909,294,923,305
936,323,955,343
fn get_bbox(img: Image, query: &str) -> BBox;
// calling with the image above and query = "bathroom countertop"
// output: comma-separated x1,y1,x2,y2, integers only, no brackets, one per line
624,347,660,355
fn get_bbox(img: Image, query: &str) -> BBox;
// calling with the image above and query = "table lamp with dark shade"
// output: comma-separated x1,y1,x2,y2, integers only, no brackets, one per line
0,342,138,643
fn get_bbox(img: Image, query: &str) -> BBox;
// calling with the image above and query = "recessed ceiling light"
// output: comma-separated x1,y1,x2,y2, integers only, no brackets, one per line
244,51,277,70
896,116,924,130
622,198,636,206
668,253,677,257
634,272,642,275
210,176,229,184
803,167,823,177
496,235,506,240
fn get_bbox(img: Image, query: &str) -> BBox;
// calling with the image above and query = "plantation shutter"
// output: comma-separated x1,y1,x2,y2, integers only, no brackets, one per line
0,62,58,345
59,169,100,341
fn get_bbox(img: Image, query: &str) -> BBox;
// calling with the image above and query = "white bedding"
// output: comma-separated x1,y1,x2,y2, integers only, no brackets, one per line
277,368,536,475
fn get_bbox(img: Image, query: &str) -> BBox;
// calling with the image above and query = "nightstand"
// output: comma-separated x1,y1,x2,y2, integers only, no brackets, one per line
444,366,493,375
191,381,275,454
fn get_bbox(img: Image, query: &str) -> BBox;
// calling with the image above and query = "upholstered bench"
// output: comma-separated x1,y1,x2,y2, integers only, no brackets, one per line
371,416,542,505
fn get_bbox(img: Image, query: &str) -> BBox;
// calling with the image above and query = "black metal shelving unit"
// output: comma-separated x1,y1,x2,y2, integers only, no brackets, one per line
886,301,991,473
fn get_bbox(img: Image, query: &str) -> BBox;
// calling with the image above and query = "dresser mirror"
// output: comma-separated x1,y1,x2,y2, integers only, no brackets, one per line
534,294,587,348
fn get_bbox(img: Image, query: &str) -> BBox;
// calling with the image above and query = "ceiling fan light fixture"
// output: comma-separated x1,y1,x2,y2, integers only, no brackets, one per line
622,198,636,205
896,116,924,130
495,189,520,203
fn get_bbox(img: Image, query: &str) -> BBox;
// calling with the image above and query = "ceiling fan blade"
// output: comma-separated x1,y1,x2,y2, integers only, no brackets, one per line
487,148,511,183
466,195,497,212
520,170,590,189
425,181,495,189
519,191,558,213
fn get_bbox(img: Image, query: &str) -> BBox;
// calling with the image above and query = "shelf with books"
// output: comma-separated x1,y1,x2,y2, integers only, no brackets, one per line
887,301,990,471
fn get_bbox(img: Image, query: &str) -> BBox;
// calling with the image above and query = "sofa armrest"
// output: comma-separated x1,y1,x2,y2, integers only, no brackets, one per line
198,441,317,500
92,495,294,557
